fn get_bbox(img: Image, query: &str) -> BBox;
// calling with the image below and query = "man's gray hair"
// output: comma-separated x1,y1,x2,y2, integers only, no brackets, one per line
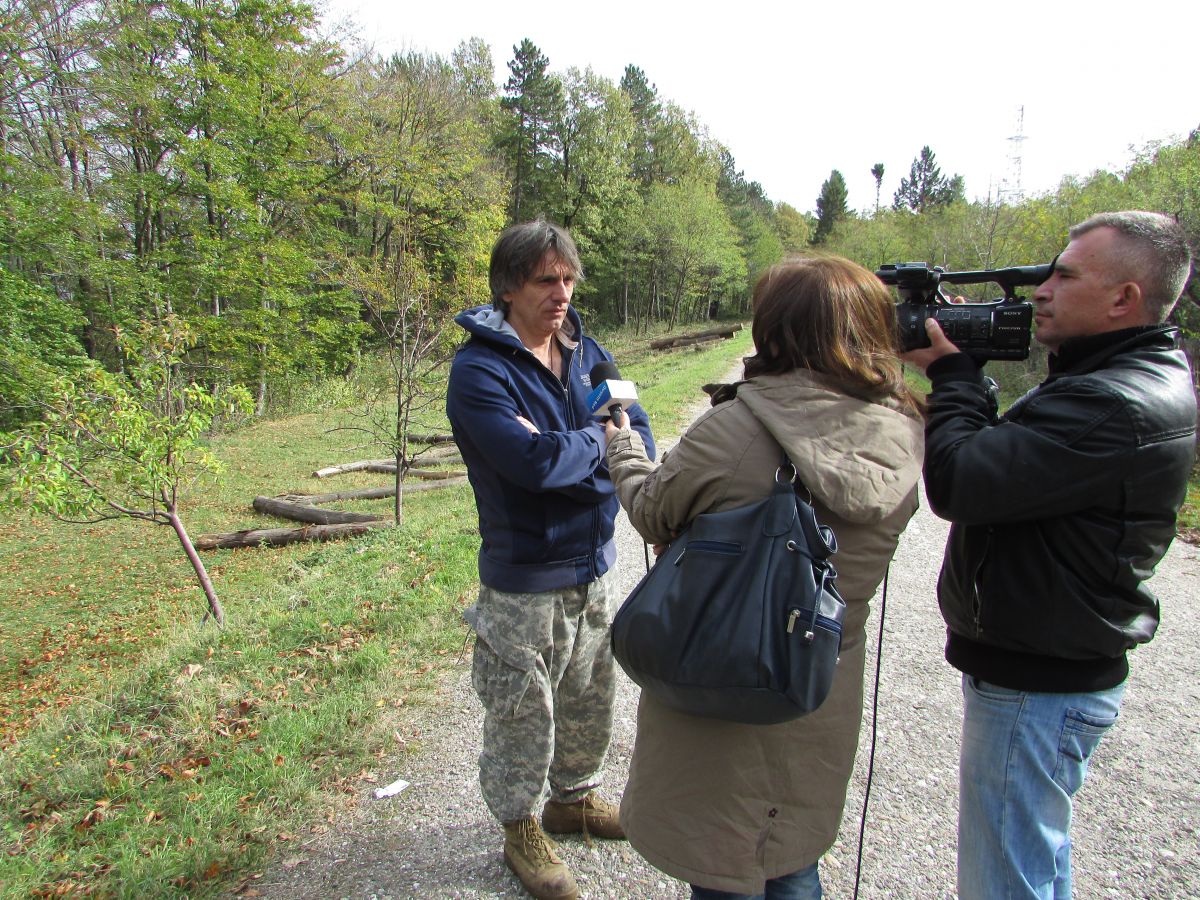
1070,211,1193,322
489,220,583,313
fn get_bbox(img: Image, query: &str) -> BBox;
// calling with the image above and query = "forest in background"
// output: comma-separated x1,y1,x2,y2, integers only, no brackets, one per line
3,0,1199,433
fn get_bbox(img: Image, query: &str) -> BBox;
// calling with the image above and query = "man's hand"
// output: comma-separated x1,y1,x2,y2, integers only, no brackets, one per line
516,415,540,434
900,318,960,374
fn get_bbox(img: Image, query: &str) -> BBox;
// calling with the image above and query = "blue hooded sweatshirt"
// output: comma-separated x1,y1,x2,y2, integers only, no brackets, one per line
446,304,655,592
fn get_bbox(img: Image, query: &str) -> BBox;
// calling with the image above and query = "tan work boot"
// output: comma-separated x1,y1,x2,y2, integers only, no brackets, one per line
502,816,579,900
541,791,626,840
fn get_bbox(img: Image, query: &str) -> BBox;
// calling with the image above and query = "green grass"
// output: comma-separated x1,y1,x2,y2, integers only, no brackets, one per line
0,324,750,898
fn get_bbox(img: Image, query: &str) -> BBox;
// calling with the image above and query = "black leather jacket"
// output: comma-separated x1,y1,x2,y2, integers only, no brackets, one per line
924,326,1197,692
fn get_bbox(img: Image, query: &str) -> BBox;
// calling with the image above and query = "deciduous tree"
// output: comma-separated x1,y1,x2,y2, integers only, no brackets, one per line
2,319,252,626
717,147,782,295
0,266,89,429
330,48,501,522
551,67,635,246
773,202,812,253
644,179,744,329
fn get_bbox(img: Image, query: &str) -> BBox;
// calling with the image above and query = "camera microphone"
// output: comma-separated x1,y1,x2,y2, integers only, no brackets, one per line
587,362,638,423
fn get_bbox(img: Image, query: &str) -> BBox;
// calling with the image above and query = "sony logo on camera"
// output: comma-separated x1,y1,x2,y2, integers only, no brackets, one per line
876,261,1052,361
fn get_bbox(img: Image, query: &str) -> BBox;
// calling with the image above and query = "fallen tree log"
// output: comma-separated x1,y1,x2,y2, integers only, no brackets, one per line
279,475,470,506
407,433,456,446
649,323,742,350
377,475,469,492
412,453,463,468
312,448,462,479
281,486,398,504
312,459,391,479
195,522,385,551
316,463,464,479
646,334,724,353
253,496,384,525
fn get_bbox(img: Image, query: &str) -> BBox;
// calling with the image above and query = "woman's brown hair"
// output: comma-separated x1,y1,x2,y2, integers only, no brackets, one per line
743,256,924,416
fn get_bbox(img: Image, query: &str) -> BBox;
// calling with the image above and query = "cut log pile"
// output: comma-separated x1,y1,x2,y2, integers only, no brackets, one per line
197,437,467,549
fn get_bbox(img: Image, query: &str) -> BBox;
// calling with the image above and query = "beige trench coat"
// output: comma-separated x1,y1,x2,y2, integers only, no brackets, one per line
606,369,924,894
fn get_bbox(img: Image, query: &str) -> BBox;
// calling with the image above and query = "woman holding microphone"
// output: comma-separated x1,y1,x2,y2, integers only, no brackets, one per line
605,256,925,899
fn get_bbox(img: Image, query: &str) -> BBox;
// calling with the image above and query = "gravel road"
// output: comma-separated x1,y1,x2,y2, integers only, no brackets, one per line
253,392,1200,900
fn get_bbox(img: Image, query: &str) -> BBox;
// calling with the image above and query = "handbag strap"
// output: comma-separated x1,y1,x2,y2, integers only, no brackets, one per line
778,450,837,561
777,448,841,642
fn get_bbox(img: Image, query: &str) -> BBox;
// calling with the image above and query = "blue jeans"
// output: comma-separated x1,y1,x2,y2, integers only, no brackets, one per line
690,862,822,900
958,675,1125,900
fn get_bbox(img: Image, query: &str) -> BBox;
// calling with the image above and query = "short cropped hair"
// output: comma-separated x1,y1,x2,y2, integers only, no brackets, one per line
489,220,583,313
1070,211,1193,322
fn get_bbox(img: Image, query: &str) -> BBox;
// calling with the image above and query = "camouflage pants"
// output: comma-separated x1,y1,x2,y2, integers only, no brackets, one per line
467,568,620,823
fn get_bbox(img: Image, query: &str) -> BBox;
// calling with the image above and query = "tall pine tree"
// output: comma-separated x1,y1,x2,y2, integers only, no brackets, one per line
619,64,661,190
893,146,965,212
498,39,563,222
813,170,849,244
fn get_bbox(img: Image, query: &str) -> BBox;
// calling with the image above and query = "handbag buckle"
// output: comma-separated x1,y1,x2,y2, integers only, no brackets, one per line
777,459,816,505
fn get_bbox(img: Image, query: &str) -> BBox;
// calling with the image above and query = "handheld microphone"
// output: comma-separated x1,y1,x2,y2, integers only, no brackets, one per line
586,361,638,423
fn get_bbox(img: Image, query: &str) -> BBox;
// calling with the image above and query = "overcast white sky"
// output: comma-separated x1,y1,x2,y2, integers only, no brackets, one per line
317,0,1198,216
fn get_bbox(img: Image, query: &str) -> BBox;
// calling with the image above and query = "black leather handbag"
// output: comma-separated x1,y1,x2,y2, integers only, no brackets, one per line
611,455,846,725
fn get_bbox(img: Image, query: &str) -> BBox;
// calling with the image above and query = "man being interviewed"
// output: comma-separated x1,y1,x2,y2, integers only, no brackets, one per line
446,220,655,900
903,211,1196,899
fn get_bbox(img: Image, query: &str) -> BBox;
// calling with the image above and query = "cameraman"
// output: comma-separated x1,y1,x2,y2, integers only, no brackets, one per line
902,211,1197,899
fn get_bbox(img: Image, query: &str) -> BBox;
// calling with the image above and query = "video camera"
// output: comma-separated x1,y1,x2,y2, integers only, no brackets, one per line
876,261,1052,361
